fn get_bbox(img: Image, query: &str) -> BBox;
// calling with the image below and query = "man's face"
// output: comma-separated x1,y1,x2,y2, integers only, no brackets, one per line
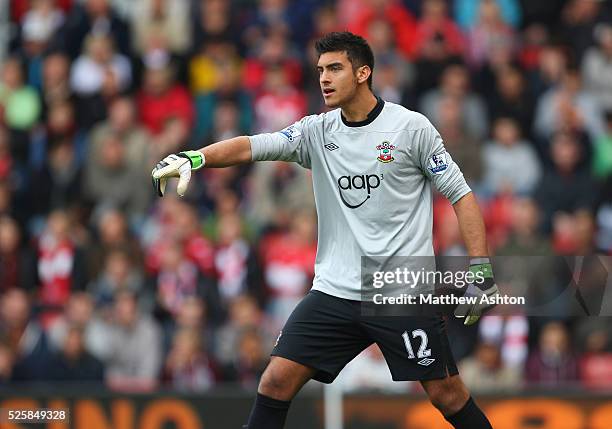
317,51,361,108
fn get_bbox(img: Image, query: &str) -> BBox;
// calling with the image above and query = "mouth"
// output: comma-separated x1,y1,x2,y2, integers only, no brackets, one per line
322,88,335,97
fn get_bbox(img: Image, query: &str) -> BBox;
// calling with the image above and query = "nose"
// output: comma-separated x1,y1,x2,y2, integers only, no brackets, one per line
320,70,331,85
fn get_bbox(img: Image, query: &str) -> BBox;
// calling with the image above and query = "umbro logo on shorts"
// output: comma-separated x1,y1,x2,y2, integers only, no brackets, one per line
417,358,436,366
324,142,339,151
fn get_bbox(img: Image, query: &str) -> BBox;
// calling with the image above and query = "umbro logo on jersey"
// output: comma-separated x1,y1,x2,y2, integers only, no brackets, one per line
417,358,436,367
324,142,339,151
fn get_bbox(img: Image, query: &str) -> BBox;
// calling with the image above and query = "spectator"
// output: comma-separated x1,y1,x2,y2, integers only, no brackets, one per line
466,0,517,69
367,17,415,94
436,94,483,186
58,0,131,59
69,33,132,98
83,130,152,221
36,210,87,322
528,44,568,98
40,52,73,119
190,39,242,96
214,294,275,366
171,296,213,354
131,0,191,57
89,96,151,170
10,0,71,24
17,0,65,89
85,208,143,280
103,291,162,391
478,316,529,369
576,319,612,389
29,103,84,218
0,216,36,292
412,0,465,60
432,195,465,255
560,0,607,64
496,197,552,255
243,31,303,94
519,0,566,29
241,0,293,52
526,321,579,386
373,55,411,107
347,0,417,60
552,209,598,256
192,0,238,49
46,291,106,357
518,24,549,72
536,131,597,232
420,64,488,139
164,328,218,391
153,240,216,323
253,65,306,133
0,289,51,381
223,327,268,389
208,99,245,144
137,59,194,156
46,325,105,383
146,201,216,279
454,0,521,30
488,66,535,140
581,24,612,111
248,161,314,232
214,213,260,304
88,248,148,310
482,117,541,196
534,68,605,142
0,57,41,140
259,211,317,326
193,66,252,146
459,341,521,392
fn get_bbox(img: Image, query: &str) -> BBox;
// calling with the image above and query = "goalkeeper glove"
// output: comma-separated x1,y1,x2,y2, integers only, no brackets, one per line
151,150,205,197
454,258,499,326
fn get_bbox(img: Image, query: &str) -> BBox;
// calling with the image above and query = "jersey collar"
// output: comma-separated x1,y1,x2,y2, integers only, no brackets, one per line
341,96,385,127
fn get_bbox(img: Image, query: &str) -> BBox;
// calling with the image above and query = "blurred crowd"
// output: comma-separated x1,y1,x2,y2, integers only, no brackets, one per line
0,0,612,394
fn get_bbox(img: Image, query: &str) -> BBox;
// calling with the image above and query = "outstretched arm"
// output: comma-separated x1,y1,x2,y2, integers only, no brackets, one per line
152,118,311,196
199,136,253,167
151,136,253,196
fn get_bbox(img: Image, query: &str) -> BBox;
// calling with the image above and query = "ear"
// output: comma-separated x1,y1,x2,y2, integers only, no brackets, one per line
356,65,371,85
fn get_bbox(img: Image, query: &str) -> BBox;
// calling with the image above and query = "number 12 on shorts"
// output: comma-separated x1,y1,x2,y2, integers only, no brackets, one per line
402,329,432,360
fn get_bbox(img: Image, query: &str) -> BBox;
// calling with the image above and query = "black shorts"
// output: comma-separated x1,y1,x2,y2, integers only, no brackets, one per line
271,290,458,383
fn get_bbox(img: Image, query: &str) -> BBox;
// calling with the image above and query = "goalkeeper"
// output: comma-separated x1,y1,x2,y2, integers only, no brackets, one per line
152,32,498,429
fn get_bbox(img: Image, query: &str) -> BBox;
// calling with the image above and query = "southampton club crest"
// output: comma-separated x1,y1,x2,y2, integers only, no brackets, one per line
376,141,395,163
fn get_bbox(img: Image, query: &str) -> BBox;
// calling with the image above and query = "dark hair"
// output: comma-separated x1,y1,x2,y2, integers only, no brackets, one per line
315,31,375,89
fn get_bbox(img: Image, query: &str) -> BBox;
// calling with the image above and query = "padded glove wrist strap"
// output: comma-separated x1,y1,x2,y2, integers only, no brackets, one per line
178,150,205,170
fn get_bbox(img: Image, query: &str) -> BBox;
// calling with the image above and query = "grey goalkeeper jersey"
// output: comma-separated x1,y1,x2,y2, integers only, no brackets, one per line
249,101,471,301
